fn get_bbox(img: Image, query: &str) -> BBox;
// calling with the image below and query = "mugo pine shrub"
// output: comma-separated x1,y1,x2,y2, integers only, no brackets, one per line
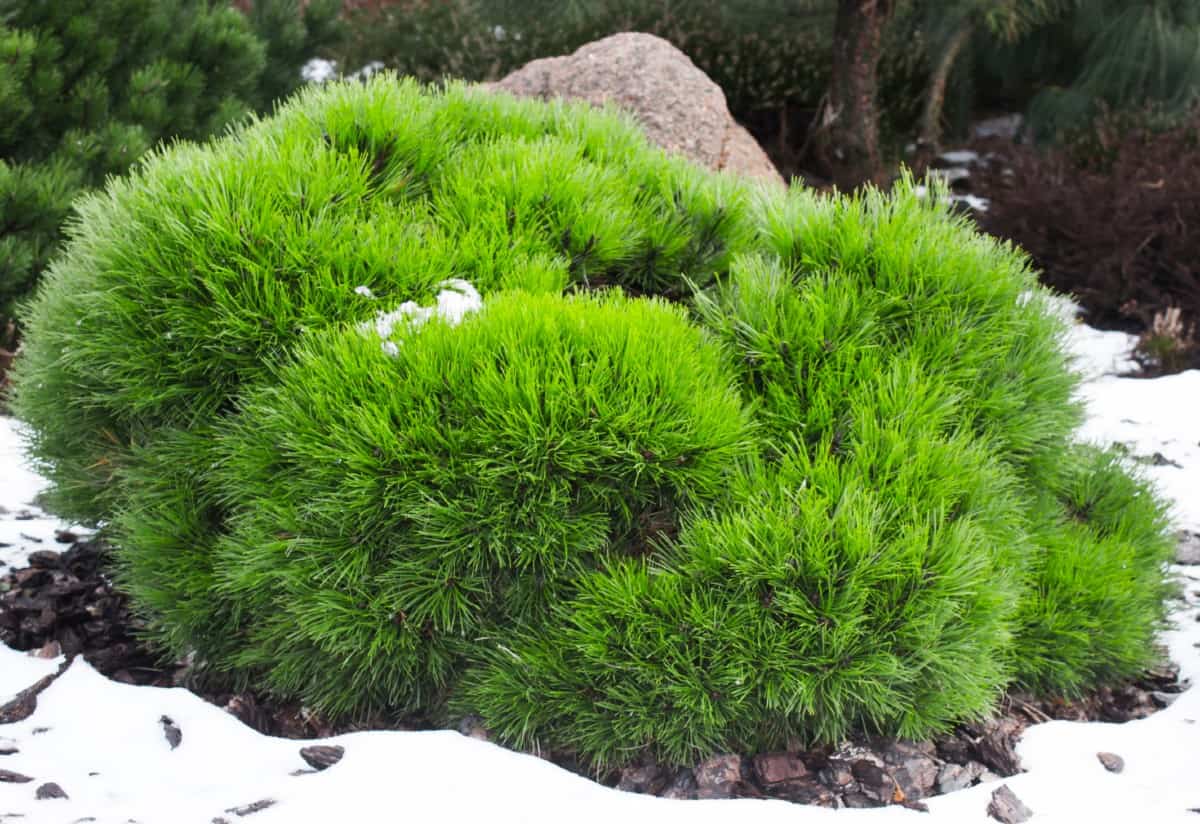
13,76,1175,767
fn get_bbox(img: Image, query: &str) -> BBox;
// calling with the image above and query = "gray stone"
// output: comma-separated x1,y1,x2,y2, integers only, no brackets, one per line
299,745,344,772
1177,531,1200,565
987,784,1033,823
35,781,68,800
487,32,784,186
160,715,182,750
753,752,809,785
893,758,939,801
937,761,983,794
1097,751,1125,773
661,768,698,800
1152,691,1181,708
616,764,667,794
971,114,1024,141
818,759,855,789
456,714,491,742
223,799,276,817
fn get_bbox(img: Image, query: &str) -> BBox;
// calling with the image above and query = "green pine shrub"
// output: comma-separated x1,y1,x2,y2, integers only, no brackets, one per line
194,290,752,717
12,76,1176,767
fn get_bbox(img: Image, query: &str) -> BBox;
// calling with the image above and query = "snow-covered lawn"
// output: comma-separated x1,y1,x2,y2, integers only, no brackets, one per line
1,315,1198,824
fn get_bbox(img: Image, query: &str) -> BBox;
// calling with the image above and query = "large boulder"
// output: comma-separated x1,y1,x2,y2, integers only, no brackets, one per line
488,32,785,186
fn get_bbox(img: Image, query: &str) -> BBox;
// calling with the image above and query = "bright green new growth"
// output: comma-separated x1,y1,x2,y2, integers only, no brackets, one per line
13,76,1175,766
174,291,751,717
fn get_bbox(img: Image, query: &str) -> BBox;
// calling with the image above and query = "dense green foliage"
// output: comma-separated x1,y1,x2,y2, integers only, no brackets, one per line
13,77,1175,766
0,0,341,325
976,0,1200,137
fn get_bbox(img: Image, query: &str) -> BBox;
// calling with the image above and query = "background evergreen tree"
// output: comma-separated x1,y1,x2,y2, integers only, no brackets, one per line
0,0,344,350
972,0,1200,138
1028,0,1200,137
0,0,264,326
915,0,1071,151
242,0,346,112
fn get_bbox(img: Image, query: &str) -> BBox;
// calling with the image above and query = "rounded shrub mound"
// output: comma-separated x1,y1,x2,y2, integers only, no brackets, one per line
189,290,751,716
13,76,1175,766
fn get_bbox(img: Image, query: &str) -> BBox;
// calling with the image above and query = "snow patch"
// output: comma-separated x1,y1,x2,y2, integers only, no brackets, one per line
301,58,387,85
300,58,337,84
913,184,989,213
938,150,980,166
1077,370,1200,532
0,644,61,704
361,279,483,355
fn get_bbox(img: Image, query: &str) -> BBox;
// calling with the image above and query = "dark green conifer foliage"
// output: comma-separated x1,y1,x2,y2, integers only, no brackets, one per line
0,0,266,320
243,0,345,111
12,77,1176,765
0,0,342,325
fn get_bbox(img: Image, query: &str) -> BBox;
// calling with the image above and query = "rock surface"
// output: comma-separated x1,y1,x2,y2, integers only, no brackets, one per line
1178,530,1200,564
987,784,1033,823
161,715,183,750
34,781,67,799
487,32,784,186
299,744,345,772
1097,751,1125,773
693,754,743,799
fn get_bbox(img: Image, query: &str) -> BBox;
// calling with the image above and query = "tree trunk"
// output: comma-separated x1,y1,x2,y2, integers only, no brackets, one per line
823,0,894,191
918,17,974,152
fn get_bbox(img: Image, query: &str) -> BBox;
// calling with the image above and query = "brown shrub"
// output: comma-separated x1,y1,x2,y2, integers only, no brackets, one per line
973,111,1200,373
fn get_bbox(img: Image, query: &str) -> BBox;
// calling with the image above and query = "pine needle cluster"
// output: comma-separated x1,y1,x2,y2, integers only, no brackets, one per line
12,76,1176,767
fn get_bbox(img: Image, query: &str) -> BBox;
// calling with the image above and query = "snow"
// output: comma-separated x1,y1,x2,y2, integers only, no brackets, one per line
938,150,980,166
913,184,990,213
0,419,89,571
301,58,386,85
927,165,971,185
1078,370,1200,531
1,319,1198,823
361,278,483,355
0,646,60,705
300,58,337,85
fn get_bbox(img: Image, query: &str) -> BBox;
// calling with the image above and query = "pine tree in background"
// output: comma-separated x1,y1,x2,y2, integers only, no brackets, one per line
243,0,346,111
1027,0,1200,138
0,0,266,326
0,0,345,349
915,0,1071,151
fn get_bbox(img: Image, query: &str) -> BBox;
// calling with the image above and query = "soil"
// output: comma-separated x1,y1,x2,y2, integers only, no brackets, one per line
0,536,1190,809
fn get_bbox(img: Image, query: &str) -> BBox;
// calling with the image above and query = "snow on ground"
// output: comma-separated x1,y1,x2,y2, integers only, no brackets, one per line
1079,371,1200,532
0,419,89,572
1,321,1198,824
